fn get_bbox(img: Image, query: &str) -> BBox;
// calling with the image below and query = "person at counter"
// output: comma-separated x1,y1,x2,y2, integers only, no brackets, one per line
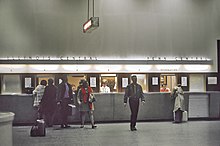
124,75,145,131
77,80,97,129
57,75,73,128
172,84,184,123
160,84,170,92
33,80,47,119
100,82,110,93
41,78,57,127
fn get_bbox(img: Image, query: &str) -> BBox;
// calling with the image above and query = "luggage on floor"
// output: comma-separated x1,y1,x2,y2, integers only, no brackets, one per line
173,109,183,123
30,119,46,137
182,111,188,122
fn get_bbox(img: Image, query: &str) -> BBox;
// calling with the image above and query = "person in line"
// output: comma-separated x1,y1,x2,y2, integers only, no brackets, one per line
75,79,85,101
33,80,47,119
71,84,77,106
100,82,110,93
76,79,85,92
77,80,97,129
57,75,73,128
172,84,184,123
72,84,77,94
41,78,57,127
160,84,170,92
124,75,145,131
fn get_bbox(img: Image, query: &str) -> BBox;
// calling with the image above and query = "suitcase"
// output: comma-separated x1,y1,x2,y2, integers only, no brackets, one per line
173,109,183,123
182,111,188,122
30,119,46,137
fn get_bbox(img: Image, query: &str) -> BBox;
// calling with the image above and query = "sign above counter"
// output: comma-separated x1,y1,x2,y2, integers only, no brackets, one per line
0,56,213,65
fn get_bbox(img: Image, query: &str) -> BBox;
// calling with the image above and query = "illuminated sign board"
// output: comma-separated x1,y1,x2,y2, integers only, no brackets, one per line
83,17,99,33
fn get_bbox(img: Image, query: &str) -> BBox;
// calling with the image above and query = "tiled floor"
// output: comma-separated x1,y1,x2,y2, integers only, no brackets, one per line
13,121,220,146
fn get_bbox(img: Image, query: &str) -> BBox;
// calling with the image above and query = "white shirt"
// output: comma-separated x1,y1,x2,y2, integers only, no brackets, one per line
100,86,110,93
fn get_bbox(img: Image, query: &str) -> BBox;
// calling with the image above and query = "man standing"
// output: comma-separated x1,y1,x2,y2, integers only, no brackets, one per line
57,75,73,128
124,75,145,131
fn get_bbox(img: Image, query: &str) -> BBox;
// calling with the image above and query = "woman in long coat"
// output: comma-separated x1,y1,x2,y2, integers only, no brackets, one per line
77,80,96,129
172,84,184,123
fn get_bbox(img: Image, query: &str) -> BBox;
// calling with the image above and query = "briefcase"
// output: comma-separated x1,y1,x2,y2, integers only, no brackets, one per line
68,104,76,116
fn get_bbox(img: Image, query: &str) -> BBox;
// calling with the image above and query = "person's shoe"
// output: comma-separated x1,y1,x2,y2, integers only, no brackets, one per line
92,125,97,129
130,127,137,131
80,125,84,128
64,124,71,128
61,124,65,128
47,125,53,128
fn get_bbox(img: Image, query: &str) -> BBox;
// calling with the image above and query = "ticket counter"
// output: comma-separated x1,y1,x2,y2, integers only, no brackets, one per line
0,92,219,125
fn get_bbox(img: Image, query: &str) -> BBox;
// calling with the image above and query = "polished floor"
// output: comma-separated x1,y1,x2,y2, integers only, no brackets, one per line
13,121,220,146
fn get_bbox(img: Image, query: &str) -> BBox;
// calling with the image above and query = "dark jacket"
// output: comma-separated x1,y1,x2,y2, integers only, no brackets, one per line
57,82,73,102
124,83,145,103
41,85,57,114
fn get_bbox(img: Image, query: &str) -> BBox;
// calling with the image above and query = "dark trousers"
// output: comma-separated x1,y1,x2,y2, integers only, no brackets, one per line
44,112,55,127
34,105,43,120
61,98,71,125
80,111,95,126
129,98,139,128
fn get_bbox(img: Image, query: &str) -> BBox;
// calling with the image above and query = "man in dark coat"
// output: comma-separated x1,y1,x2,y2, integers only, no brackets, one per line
124,75,145,131
41,78,57,127
57,75,73,128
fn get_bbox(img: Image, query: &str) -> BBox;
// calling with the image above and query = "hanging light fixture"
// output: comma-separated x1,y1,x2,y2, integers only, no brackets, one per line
83,0,99,33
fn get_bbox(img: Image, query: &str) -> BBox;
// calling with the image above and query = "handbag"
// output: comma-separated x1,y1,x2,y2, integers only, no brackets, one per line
30,119,46,137
89,94,96,103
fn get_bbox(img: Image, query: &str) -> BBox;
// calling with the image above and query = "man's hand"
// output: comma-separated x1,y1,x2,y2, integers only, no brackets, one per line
57,101,61,109
124,103,127,107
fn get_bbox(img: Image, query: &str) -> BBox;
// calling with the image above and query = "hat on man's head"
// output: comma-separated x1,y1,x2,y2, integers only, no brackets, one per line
79,79,86,85
61,75,68,80
131,74,137,78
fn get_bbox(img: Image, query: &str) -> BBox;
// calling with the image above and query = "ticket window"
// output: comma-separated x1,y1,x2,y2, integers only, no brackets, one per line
160,74,176,92
33,75,55,95
136,74,148,92
100,74,117,93
36,75,55,86
67,74,86,92
1,75,22,94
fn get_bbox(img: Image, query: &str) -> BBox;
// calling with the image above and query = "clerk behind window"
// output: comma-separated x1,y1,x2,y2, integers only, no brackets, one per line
100,82,110,93
160,84,170,92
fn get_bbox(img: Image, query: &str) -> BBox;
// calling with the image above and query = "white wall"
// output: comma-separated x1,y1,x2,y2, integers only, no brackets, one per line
0,0,219,71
